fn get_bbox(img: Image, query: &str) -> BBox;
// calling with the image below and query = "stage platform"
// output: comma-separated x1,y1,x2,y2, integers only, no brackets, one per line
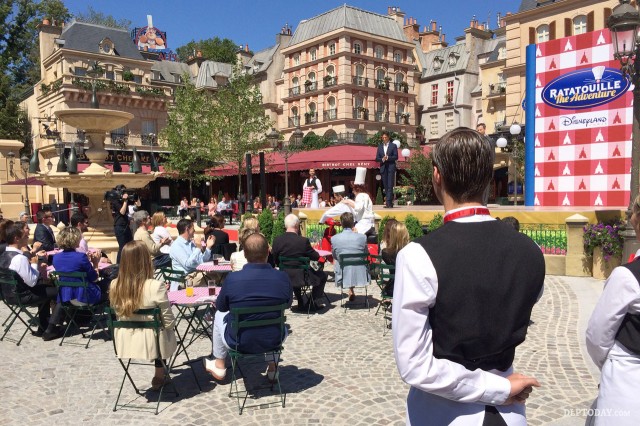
295,205,626,226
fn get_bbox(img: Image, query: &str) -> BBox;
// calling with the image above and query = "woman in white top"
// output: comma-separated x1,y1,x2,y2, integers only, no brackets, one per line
150,211,172,256
230,217,259,272
586,195,640,425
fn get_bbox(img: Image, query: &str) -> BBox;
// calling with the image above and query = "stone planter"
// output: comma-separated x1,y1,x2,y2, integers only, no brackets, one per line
592,246,621,280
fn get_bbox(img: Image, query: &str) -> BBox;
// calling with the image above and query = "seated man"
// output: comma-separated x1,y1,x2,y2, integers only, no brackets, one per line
331,212,368,302
169,218,214,287
217,196,233,225
33,210,57,252
70,212,89,254
203,233,291,381
0,223,63,341
272,214,327,312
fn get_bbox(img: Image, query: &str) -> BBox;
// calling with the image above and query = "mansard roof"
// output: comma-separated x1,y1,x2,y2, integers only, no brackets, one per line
59,20,144,60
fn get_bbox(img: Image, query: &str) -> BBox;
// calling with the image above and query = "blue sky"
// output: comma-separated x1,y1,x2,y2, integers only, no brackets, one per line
60,0,523,52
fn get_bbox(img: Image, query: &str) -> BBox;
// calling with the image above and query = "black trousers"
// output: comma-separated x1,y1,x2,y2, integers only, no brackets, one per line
114,225,132,263
19,284,62,330
381,165,396,207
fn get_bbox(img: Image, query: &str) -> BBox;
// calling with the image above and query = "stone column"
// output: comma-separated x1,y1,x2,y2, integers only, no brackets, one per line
565,214,591,277
298,211,307,237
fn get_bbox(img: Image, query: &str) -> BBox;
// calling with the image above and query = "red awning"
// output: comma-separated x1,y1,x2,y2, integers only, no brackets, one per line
207,144,431,177
77,163,165,173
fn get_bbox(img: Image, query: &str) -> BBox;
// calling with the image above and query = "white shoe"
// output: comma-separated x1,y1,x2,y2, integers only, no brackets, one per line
203,357,226,381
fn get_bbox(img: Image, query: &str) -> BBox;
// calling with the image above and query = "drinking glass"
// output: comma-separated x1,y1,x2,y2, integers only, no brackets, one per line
185,279,194,297
207,279,217,296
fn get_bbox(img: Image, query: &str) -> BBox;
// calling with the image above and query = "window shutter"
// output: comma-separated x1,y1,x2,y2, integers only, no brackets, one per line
549,21,556,41
529,27,535,45
587,12,594,33
565,18,572,37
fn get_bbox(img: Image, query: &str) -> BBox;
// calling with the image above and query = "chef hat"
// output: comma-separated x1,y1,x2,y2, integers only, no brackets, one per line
333,185,345,194
354,167,367,185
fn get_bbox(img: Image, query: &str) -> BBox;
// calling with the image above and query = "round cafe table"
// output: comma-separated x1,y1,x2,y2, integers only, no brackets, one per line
196,262,232,273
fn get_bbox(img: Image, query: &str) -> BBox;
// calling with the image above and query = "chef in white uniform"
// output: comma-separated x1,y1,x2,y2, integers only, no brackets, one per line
319,185,354,225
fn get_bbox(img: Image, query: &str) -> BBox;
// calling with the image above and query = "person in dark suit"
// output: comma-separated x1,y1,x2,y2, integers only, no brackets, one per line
375,130,398,208
272,213,327,312
204,214,235,260
33,210,57,252
203,233,291,382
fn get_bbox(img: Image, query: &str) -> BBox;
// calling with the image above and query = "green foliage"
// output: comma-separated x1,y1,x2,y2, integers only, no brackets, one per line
400,150,434,205
122,69,134,81
301,133,330,151
212,64,272,196
74,6,131,30
218,190,224,200
176,37,240,64
583,219,624,260
258,209,274,243
404,214,423,240
160,74,223,182
375,186,384,205
366,130,407,148
378,215,393,243
271,211,286,244
426,213,443,233
39,0,71,23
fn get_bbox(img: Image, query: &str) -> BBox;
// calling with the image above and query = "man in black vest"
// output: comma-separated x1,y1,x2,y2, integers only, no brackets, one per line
392,127,544,425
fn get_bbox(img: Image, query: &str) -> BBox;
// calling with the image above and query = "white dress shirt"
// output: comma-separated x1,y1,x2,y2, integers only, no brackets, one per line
393,211,526,425
6,247,40,287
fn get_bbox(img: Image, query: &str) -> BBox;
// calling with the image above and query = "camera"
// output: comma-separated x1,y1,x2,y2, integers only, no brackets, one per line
104,186,138,203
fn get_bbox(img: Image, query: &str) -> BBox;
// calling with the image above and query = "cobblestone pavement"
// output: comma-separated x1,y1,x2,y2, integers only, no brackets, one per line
0,275,600,425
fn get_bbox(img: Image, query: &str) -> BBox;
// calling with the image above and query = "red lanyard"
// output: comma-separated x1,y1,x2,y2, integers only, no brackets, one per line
443,207,491,223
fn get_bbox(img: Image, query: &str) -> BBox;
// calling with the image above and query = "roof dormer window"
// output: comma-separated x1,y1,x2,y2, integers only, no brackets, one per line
99,37,115,55
448,53,459,66
433,57,443,70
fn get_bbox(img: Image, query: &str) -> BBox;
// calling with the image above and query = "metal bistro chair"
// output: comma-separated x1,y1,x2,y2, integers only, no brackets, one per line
338,252,372,311
159,267,187,291
106,306,178,415
227,303,288,414
50,271,109,348
374,262,395,335
278,256,315,317
0,268,42,346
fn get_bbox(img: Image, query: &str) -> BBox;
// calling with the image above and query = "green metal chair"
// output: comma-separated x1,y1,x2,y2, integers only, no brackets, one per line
106,306,178,415
338,252,372,311
278,256,314,317
227,303,288,414
374,263,395,335
0,268,42,346
159,267,187,291
50,271,108,348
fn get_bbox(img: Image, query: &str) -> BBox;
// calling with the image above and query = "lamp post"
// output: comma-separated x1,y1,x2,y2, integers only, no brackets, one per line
7,151,32,223
496,123,522,206
267,127,304,215
608,0,640,259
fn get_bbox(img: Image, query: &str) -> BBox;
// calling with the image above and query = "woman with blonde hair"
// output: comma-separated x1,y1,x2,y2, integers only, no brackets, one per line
150,211,173,267
230,217,260,271
380,220,410,297
109,240,177,390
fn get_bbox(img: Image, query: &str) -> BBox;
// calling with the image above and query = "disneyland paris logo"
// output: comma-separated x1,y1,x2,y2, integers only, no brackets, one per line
560,115,607,127
542,66,630,110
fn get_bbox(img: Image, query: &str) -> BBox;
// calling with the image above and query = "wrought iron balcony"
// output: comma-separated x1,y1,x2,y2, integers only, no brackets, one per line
352,76,369,87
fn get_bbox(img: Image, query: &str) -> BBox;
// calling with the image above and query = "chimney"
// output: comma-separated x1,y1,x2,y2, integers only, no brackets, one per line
431,20,437,32
388,6,405,26
38,20,64,81
236,43,252,66
276,23,293,45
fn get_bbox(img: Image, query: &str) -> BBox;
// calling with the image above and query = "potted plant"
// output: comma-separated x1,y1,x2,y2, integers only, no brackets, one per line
401,112,411,124
304,79,312,87
583,219,624,279
416,125,425,135
400,81,409,93
122,70,135,82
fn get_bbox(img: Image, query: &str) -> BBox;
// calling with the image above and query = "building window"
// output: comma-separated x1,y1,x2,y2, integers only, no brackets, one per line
498,46,507,60
536,24,550,43
446,81,454,103
133,75,142,84
430,114,438,136
74,67,87,76
354,42,362,54
448,54,458,66
375,46,384,59
573,15,587,35
326,65,335,77
142,120,156,138
433,57,442,70
445,112,454,130
310,48,317,61
431,84,438,106
329,43,336,55
294,54,300,66
106,70,115,80
394,51,402,63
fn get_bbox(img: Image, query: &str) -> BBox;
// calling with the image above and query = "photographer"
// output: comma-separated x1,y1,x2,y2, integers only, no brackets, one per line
107,185,140,263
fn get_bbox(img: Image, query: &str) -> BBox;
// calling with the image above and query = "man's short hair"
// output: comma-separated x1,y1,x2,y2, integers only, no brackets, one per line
381,130,390,138
500,216,520,232
177,218,193,235
36,210,47,223
5,223,25,245
476,123,486,130
284,214,299,229
244,233,269,263
340,212,355,229
70,212,87,227
132,210,149,227
432,127,493,203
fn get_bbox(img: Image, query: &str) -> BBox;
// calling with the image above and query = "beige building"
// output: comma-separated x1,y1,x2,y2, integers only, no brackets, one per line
279,5,418,143
503,0,618,127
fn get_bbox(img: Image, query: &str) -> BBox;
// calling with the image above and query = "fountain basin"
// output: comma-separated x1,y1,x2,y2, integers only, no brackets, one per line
55,108,133,133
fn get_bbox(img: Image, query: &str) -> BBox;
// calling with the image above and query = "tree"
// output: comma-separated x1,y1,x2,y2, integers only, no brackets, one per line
160,75,222,199
271,211,285,244
404,214,423,240
40,0,71,23
301,133,330,151
176,37,240,64
366,130,407,148
211,65,272,197
400,150,434,205
74,6,131,30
